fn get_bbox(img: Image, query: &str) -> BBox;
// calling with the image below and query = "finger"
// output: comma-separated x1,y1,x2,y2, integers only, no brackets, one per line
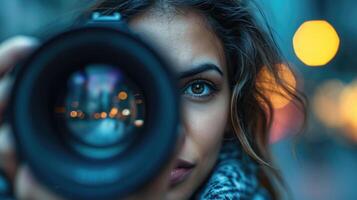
0,36,39,76
0,124,17,182
0,75,13,115
0,36,39,118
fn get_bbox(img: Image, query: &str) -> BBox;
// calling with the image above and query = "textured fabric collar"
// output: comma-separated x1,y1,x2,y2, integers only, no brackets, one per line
193,140,271,200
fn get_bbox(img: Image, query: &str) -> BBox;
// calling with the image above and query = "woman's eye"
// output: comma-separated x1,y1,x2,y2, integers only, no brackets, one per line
182,80,217,100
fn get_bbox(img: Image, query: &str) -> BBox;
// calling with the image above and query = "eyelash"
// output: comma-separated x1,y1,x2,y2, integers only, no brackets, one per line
181,79,219,101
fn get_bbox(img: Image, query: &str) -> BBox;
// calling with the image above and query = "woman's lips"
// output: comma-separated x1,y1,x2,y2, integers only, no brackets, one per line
169,159,195,187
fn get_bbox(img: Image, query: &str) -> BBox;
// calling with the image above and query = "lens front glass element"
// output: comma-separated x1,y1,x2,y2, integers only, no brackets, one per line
55,64,145,157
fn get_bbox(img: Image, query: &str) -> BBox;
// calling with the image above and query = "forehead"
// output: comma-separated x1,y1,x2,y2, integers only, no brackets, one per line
129,8,226,73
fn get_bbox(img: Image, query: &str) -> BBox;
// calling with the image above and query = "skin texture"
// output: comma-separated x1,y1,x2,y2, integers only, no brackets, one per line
0,8,231,200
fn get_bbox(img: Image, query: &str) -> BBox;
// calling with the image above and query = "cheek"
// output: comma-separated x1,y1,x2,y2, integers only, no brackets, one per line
183,95,229,160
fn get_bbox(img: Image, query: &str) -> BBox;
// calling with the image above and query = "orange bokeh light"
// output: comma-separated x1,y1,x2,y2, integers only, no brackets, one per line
339,81,357,140
70,111,78,118
100,112,107,119
109,108,119,118
313,80,344,128
118,91,128,100
257,64,297,109
313,79,357,142
94,113,101,119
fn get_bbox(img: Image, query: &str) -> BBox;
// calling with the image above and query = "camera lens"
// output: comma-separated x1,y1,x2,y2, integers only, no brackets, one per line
10,25,180,199
55,64,145,158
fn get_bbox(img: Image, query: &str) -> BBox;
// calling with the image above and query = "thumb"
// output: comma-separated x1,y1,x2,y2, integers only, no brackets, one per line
0,36,39,75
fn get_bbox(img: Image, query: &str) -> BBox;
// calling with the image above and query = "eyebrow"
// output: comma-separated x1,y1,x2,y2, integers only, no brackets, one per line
179,63,224,79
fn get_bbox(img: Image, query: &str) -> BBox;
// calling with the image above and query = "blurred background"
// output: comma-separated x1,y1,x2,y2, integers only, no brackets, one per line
0,0,356,200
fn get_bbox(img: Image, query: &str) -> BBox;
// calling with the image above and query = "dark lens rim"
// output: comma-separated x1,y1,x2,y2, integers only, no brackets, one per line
10,26,180,199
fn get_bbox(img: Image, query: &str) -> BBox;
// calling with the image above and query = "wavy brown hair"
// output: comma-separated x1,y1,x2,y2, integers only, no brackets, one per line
81,0,306,199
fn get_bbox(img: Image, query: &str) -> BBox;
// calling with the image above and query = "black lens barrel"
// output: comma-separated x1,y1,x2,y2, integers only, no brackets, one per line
9,24,180,199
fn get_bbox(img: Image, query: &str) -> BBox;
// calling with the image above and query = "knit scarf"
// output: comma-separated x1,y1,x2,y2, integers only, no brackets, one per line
193,140,271,200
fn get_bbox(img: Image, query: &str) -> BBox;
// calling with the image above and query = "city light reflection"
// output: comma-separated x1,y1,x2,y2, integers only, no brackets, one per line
134,119,144,127
118,91,128,100
122,109,131,116
109,108,119,118
70,111,78,118
100,112,107,119
94,113,101,120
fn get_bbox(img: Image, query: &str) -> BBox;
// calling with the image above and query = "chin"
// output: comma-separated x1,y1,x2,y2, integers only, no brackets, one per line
166,189,191,200
166,172,200,200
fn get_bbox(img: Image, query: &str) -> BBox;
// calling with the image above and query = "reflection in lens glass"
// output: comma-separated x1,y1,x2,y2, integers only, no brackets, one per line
55,64,145,157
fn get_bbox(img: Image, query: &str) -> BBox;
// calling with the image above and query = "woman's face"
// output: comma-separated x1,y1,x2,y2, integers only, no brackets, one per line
130,8,231,199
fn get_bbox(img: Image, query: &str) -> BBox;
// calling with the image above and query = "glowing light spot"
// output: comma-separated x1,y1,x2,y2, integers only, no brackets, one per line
313,79,357,142
134,119,144,127
109,108,119,118
77,111,85,119
70,111,78,118
293,20,340,66
118,91,128,100
257,64,297,109
313,80,344,128
101,112,107,119
94,113,101,119
122,109,131,116
339,81,357,140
